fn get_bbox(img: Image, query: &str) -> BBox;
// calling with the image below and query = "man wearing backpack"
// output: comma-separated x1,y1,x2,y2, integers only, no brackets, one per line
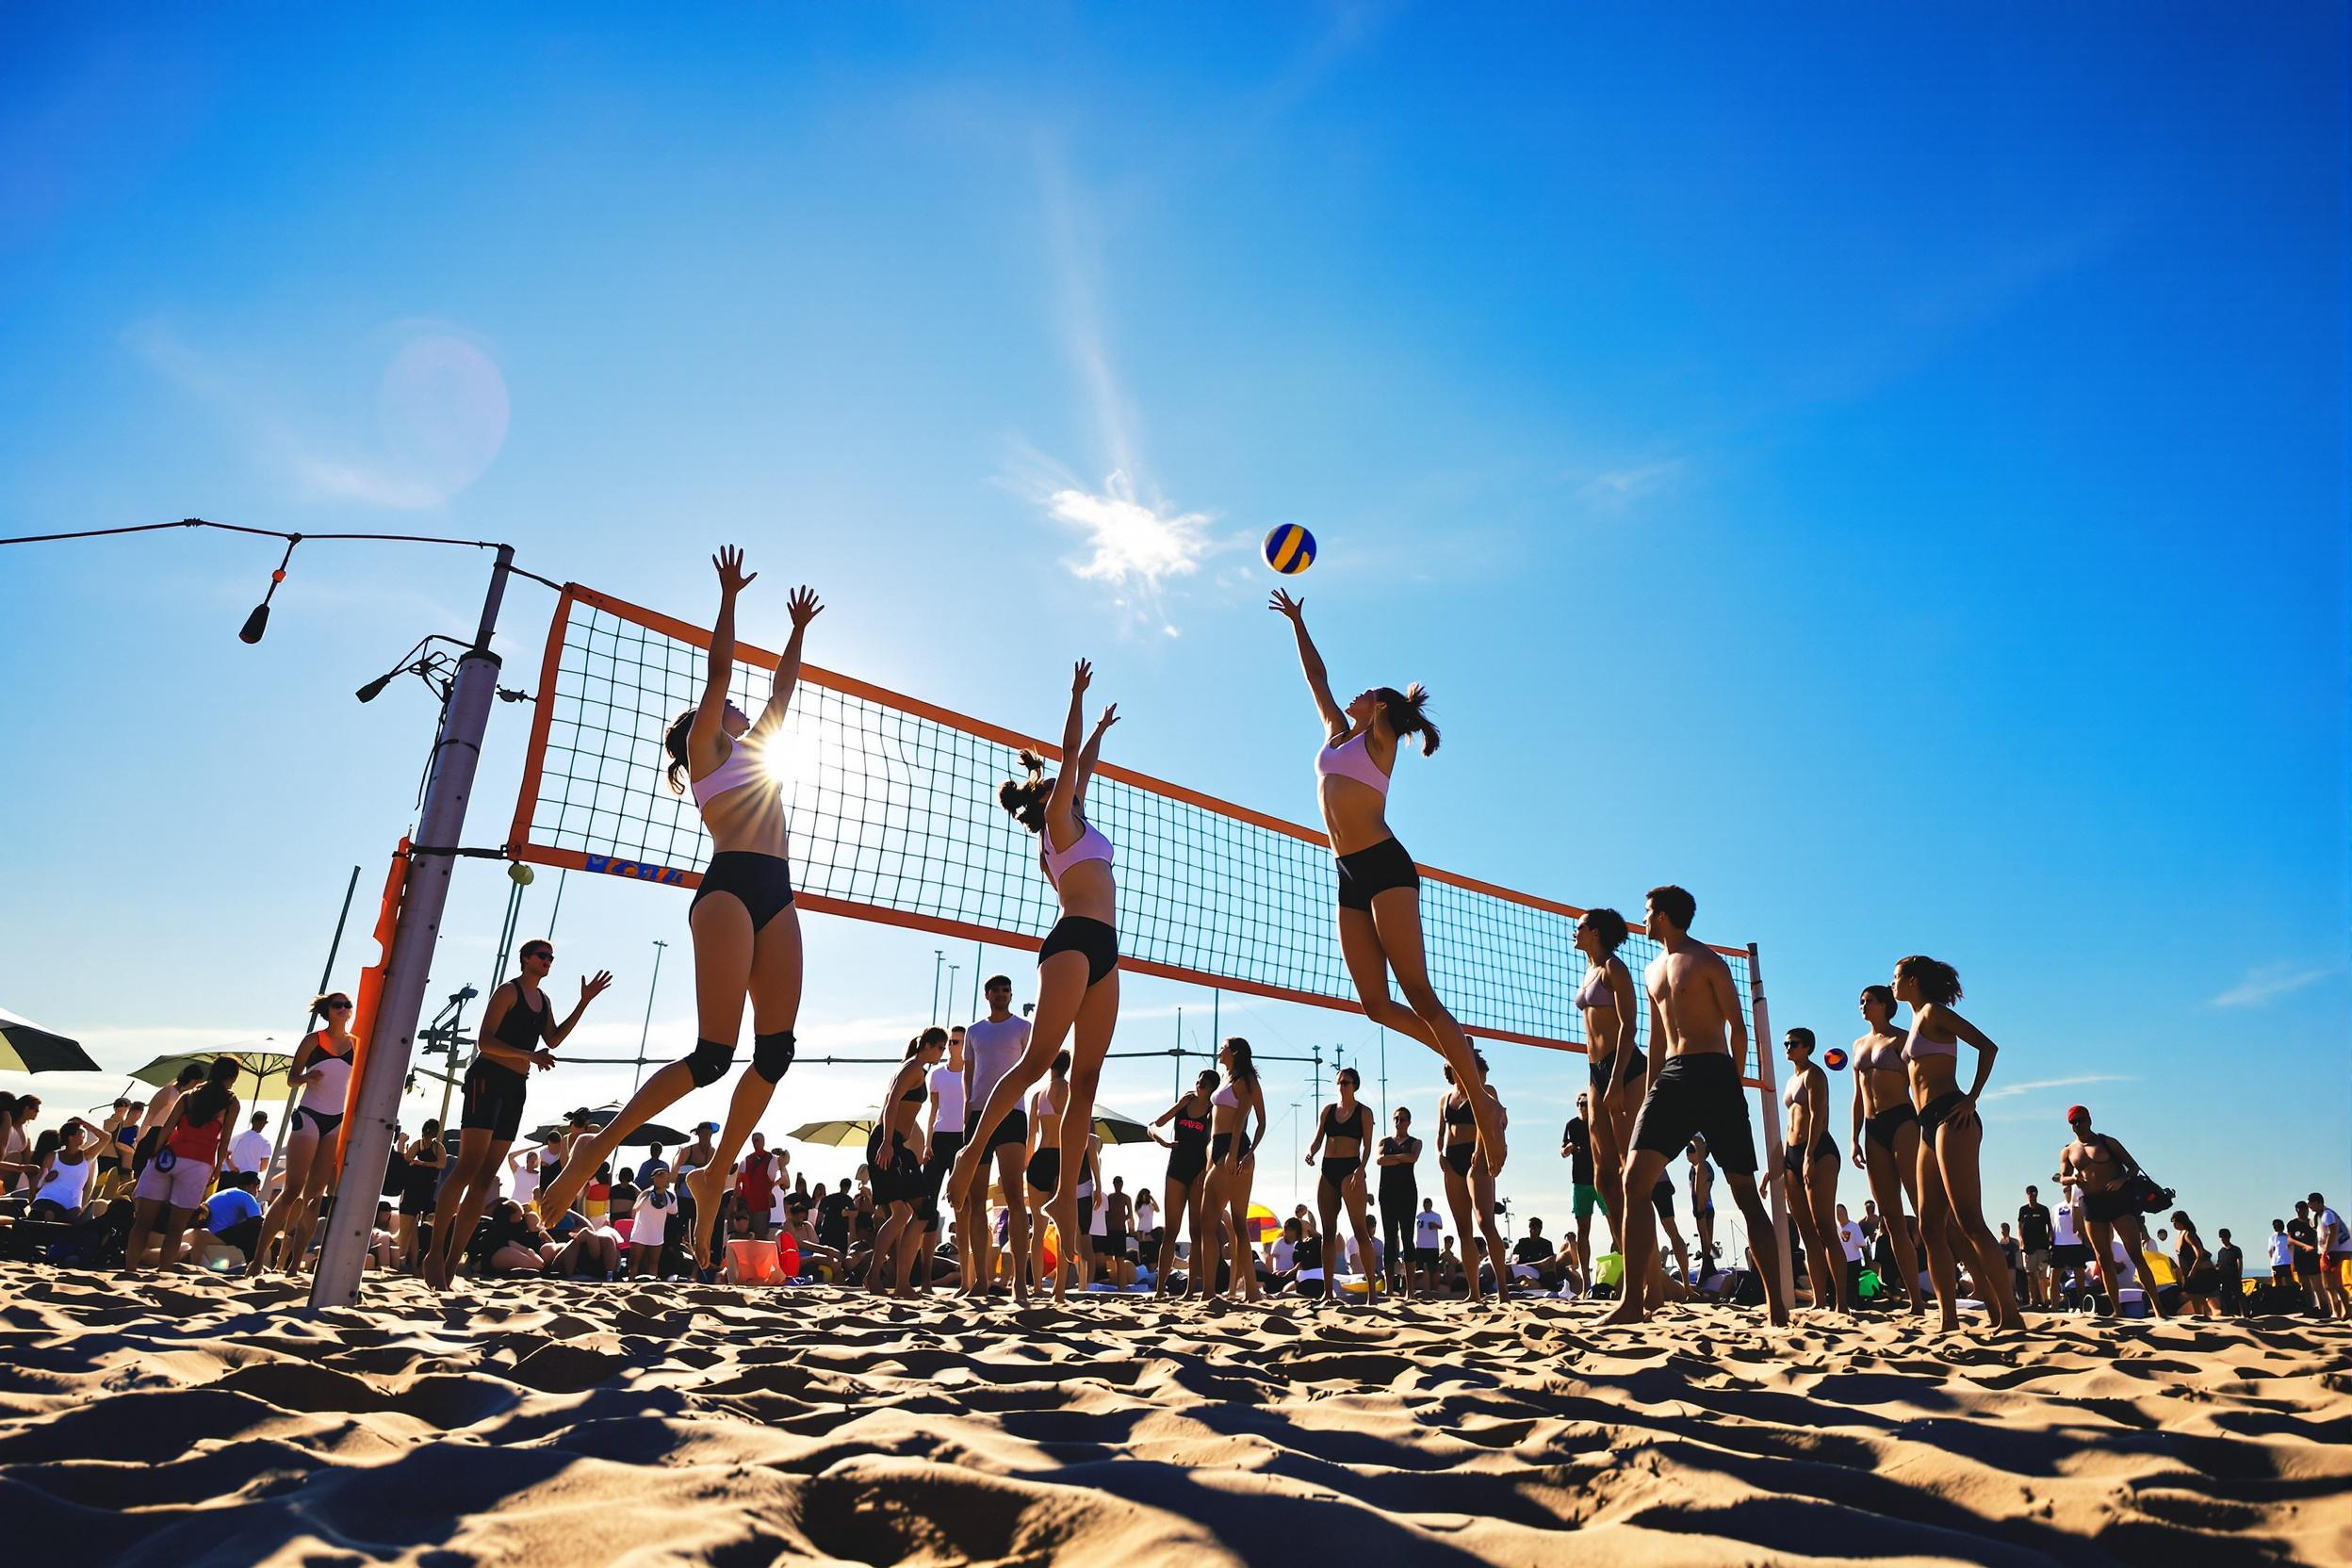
2055,1105,2169,1319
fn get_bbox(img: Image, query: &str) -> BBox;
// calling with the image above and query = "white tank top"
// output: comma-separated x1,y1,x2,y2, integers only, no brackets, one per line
927,1064,968,1133
300,1035,355,1111
964,1016,1031,1107
35,1152,92,1212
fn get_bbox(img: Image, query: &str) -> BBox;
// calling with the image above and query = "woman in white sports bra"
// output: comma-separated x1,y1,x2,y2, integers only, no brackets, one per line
949,660,1122,1306
247,990,357,1275
538,547,821,1263
1269,589,1507,1174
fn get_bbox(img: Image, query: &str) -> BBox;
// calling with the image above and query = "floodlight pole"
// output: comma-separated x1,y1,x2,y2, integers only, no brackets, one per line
311,546,514,1309
1748,941,1794,1304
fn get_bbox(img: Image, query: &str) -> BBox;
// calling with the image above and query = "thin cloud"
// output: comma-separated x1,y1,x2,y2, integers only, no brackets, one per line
125,318,506,510
1980,1072,2135,1102
1017,143,1220,633
2211,964,2338,1009
1575,457,1684,505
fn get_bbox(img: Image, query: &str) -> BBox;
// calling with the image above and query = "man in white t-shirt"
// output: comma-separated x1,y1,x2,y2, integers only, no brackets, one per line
961,977,1034,1298
227,1112,272,1178
1835,1202,1866,1298
509,1150,542,1209
2310,1192,2350,1319
1412,1199,1445,1301
629,1169,675,1279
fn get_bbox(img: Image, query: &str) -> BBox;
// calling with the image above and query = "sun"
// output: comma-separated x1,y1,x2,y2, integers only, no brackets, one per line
760,725,826,794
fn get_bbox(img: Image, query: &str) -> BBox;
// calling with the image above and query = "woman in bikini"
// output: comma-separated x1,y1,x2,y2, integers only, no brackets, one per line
1270,590,1505,1172
1022,1050,1076,1298
1198,1037,1267,1303
1304,1067,1380,1308
1438,1057,1511,1304
1778,1028,1850,1312
247,993,356,1274
1847,985,1927,1313
1892,956,2026,1332
1149,1069,1218,1298
867,1032,943,1298
948,661,1122,1300
538,548,821,1259
1574,908,1642,1257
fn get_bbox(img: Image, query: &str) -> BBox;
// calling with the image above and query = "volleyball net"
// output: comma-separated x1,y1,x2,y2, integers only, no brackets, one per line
508,584,1762,1081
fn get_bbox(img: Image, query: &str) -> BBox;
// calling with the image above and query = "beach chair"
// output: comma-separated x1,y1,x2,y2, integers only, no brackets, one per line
724,1237,784,1284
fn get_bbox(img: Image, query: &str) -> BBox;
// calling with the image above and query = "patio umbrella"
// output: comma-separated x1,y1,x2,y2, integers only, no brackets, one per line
788,1118,878,1148
0,1006,100,1074
1244,1202,1279,1241
1090,1109,1158,1146
131,1044,294,1098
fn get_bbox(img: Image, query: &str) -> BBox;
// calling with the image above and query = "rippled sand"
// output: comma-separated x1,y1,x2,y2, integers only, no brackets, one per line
2,1267,2345,1565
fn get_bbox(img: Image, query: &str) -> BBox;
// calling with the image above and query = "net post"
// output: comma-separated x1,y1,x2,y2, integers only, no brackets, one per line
310,545,514,1309
1748,940,1794,1305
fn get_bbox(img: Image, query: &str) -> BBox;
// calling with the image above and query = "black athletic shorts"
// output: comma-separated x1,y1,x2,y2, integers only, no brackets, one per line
1039,915,1119,987
693,850,795,933
984,1107,1028,1157
1335,836,1418,912
1631,1053,1756,1174
460,1058,528,1145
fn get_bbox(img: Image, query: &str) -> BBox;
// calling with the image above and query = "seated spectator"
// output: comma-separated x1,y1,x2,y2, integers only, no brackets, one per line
199,1170,266,1261
1265,1217,1302,1294
1511,1219,1559,1290
28,1119,104,1224
479,1199,559,1275
368,1201,401,1270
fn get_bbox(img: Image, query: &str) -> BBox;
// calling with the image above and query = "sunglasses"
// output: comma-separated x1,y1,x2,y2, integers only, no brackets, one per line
327,1000,353,1011
523,950,553,962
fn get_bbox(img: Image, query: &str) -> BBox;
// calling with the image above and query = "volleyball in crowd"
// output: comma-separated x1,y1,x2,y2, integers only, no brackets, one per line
1263,523,1316,575
1822,1046,1849,1070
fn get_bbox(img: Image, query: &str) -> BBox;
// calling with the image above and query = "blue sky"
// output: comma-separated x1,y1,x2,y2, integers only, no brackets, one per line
3,6,2344,1256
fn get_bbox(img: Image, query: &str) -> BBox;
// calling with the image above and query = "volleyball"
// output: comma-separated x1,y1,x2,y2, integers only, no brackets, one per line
1263,523,1316,575
1823,1047,1849,1070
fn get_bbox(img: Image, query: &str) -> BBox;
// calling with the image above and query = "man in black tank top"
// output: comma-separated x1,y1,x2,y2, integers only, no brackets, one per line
1377,1107,1422,1294
425,940,612,1291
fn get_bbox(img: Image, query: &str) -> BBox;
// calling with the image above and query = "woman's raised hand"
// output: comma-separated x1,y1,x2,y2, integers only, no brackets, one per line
787,586,824,628
1268,588,1306,622
1071,658,1093,694
713,546,757,596
1092,703,1119,735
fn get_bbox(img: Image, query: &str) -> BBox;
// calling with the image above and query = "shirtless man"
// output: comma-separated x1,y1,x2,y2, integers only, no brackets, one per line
2054,1103,2168,1318
1601,885,1788,1326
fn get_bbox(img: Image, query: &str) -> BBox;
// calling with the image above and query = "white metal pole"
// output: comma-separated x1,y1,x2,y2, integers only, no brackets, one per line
1747,941,1794,1305
311,546,514,1308
633,939,668,1088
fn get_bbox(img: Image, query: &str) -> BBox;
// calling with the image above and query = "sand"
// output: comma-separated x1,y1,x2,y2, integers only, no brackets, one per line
1,1269,2345,1566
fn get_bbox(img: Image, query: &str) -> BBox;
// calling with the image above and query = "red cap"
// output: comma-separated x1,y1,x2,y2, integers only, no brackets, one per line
2065,1104,2089,1123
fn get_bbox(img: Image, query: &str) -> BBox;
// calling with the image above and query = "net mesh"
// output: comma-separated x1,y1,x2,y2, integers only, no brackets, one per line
512,587,1758,1075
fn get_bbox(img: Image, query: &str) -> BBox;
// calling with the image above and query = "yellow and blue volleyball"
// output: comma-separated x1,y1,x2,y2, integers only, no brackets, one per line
1263,523,1316,575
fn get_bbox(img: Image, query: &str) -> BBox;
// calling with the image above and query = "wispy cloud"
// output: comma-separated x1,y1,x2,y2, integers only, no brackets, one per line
1014,143,1221,634
1574,457,1685,506
2211,964,2339,1009
126,319,508,510
1980,1072,2135,1103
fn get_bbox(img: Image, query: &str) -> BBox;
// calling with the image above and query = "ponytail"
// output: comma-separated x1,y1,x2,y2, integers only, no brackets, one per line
1896,955,1964,1004
1224,1037,1258,1085
999,748,1054,833
185,1057,241,1128
1379,684,1440,757
663,710,696,795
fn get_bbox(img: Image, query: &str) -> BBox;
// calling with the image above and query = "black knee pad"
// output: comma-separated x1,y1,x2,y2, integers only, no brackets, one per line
753,1030,796,1084
686,1037,735,1087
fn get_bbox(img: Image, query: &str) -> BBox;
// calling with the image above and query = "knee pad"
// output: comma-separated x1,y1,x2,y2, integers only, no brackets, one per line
753,1029,796,1085
686,1037,735,1087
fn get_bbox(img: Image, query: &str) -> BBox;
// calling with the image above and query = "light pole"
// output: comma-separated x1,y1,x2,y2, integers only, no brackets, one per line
929,950,945,1025
944,965,959,1026
634,939,669,1088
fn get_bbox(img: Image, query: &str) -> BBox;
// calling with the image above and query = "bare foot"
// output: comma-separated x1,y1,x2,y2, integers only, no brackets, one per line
1597,1298,1648,1327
